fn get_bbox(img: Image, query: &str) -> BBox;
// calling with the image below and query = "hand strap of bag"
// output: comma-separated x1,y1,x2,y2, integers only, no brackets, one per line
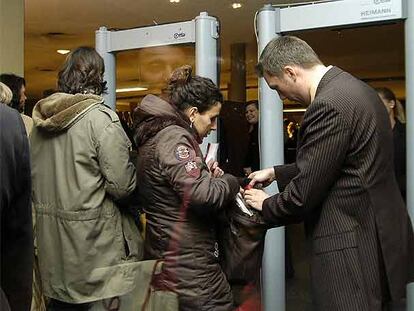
141,259,163,311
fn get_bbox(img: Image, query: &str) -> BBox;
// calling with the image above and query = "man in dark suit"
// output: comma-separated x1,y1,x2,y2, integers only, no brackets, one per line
0,104,33,310
244,36,414,310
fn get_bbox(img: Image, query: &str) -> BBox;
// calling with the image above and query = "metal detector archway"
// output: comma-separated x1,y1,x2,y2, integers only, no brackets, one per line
256,0,412,310
95,12,220,153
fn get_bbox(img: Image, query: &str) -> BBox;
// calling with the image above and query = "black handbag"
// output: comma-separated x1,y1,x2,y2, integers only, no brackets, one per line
219,198,269,284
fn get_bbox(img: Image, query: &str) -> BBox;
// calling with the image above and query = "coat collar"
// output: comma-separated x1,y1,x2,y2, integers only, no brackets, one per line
134,95,202,146
32,92,104,133
315,66,343,98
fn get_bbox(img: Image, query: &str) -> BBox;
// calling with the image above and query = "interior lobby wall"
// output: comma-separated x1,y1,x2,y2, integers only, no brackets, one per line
0,0,24,76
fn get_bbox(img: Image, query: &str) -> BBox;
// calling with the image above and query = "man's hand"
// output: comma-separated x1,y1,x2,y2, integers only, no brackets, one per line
244,189,270,211
248,167,275,187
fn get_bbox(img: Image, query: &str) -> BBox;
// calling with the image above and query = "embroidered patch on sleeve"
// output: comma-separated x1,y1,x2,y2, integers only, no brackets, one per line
184,160,200,178
175,145,193,161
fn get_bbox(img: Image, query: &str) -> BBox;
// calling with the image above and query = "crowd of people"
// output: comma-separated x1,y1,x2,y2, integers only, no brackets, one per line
0,36,413,311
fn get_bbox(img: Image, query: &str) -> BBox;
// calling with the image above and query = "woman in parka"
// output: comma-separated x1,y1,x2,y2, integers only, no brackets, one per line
134,65,239,311
31,47,142,310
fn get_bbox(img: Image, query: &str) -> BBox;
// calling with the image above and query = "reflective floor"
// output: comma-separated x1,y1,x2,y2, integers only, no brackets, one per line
286,224,312,311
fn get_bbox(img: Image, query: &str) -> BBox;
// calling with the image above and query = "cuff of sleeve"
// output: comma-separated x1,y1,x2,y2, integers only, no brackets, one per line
222,174,240,198
274,164,297,192
262,194,280,225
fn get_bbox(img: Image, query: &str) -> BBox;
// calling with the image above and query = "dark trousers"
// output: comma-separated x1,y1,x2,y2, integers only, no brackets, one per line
47,299,90,311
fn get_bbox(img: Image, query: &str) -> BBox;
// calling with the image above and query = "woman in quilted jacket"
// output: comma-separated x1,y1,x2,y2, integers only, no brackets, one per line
134,65,239,311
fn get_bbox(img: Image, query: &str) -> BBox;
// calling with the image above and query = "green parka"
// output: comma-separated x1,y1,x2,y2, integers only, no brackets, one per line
30,93,143,303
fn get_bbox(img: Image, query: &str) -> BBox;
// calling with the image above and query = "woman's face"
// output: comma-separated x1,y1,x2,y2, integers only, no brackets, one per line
191,102,222,140
245,103,259,125
19,85,27,111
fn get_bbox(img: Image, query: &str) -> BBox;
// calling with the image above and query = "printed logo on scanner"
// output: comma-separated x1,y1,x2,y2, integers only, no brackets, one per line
174,32,186,39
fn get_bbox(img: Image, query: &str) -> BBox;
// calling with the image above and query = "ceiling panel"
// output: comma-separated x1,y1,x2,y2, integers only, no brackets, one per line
24,0,406,102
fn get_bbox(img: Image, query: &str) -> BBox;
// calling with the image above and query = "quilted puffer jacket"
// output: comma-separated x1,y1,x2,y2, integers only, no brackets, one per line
134,94,239,311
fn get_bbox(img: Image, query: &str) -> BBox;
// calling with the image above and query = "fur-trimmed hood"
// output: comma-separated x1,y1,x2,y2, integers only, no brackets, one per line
134,94,201,146
32,92,104,132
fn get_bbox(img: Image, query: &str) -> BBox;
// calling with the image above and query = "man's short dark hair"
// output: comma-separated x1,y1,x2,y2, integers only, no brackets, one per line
256,36,323,78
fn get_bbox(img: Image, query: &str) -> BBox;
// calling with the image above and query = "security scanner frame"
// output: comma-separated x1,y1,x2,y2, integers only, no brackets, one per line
95,12,220,152
256,0,412,310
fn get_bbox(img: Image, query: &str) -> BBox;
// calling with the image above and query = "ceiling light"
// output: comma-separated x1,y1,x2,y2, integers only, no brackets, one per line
232,3,242,9
116,87,148,93
170,0,180,3
283,108,306,113
57,49,70,55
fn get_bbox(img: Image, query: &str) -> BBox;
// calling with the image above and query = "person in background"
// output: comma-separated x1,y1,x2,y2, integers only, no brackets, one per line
245,35,414,310
0,73,27,112
244,101,296,280
243,100,260,176
376,87,406,201
1,80,44,310
2,80,44,310
0,82,12,105
0,73,33,136
395,99,406,124
0,104,33,311
134,65,239,311
30,47,141,310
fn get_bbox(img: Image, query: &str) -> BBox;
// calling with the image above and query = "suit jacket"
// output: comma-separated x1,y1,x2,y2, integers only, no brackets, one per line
262,67,414,310
0,104,33,311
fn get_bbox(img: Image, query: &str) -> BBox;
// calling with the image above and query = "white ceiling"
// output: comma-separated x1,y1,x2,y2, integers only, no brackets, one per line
24,0,406,102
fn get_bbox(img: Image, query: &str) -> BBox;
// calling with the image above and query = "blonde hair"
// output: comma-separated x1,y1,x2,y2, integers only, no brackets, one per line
0,82,12,105
395,99,406,124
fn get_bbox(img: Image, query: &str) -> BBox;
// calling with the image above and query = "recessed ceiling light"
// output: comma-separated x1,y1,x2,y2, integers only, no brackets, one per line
170,0,180,3
116,87,148,93
232,3,242,9
283,108,306,113
57,49,70,55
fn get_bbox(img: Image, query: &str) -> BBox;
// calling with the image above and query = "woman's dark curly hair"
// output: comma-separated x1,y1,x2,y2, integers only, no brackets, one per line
166,65,222,113
0,73,26,111
57,46,107,95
